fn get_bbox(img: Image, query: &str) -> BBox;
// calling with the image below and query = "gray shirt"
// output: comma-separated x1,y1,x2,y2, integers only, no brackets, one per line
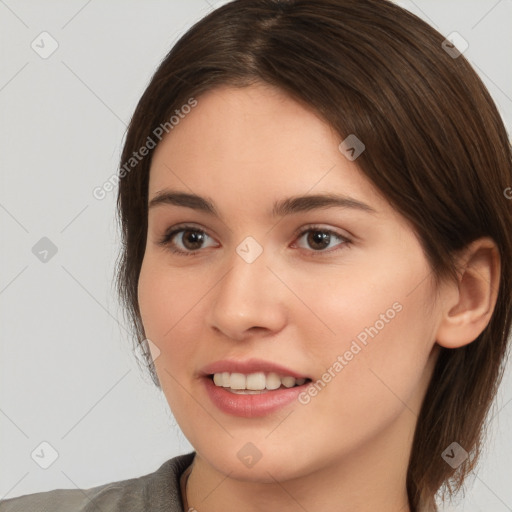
0,452,195,512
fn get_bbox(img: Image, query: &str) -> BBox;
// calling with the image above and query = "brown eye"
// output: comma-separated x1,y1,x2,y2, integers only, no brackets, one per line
179,229,207,251
295,227,349,253
306,230,332,251
158,225,218,256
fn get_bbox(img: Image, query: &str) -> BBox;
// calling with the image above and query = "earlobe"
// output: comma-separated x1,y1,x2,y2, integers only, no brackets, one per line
436,237,501,349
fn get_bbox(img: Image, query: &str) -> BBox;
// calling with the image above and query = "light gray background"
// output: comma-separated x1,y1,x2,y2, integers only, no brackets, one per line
1,1,511,510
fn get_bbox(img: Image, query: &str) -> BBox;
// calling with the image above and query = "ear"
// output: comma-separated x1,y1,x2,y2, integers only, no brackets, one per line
436,237,501,349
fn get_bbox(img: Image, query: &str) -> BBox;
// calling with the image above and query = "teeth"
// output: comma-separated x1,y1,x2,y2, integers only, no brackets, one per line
246,372,266,390
211,372,307,391
230,373,246,390
281,376,296,388
266,372,281,390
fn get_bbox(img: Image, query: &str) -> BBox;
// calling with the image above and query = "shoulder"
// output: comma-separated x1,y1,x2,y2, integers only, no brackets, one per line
0,452,195,512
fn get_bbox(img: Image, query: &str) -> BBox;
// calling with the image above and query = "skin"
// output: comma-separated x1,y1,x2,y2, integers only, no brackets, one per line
137,83,500,512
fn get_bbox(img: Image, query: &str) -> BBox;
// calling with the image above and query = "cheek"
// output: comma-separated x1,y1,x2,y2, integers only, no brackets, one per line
296,244,432,364
306,258,438,426
139,256,199,338
137,257,203,375
138,258,206,420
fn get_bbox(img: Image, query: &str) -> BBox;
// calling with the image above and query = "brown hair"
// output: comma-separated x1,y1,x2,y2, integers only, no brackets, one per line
115,0,512,509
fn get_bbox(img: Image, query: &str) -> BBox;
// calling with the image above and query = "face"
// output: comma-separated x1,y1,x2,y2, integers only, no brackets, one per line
138,83,442,482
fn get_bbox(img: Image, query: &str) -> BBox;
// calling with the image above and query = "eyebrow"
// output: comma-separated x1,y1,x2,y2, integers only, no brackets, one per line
148,190,377,218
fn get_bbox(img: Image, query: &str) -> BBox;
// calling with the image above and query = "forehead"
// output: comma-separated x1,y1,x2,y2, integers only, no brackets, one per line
148,83,385,212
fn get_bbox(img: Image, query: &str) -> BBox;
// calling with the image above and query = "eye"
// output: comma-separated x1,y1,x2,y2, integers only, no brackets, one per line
157,223,351,257
292,225,350,255
157,225,218,256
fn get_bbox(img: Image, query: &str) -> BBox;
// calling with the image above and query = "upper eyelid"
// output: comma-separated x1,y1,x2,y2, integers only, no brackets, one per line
162,223,351,247
293,227,348,241
164,223,349,236
163,223,219,242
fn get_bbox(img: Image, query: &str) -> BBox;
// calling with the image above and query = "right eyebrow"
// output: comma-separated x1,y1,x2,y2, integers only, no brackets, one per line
148,190,218,215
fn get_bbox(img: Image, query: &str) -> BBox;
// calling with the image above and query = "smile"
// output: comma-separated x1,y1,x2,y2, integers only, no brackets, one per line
211,371,307,393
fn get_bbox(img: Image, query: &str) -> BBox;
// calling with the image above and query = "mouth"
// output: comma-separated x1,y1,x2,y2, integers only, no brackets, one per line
209,372,311,394
200,358,313,417
203,374,312,417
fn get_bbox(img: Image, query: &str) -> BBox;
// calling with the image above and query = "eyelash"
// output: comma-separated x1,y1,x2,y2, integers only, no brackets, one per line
157,223,351,258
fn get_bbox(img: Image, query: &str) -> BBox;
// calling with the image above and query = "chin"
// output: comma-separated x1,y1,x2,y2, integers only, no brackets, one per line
192,437,324,484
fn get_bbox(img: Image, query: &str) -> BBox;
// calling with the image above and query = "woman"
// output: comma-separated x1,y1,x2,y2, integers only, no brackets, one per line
2,0,510,511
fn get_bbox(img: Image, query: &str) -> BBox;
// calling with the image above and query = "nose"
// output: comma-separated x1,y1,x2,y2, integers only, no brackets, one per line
206,245,288,341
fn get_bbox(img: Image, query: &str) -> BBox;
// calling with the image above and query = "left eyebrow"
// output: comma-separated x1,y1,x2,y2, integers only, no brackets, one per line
271,193,377,217
147,190,377,218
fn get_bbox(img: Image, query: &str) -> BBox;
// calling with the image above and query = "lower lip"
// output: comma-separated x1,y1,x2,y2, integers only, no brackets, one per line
203,377,308,418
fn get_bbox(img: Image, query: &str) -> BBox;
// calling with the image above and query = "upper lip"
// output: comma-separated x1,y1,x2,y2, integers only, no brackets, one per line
200,358,310,379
